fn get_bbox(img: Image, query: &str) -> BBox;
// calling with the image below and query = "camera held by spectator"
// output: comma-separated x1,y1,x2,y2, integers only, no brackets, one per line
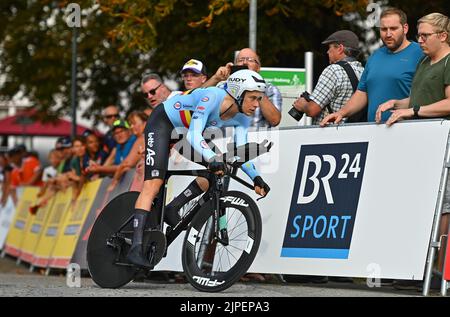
289,91,311,121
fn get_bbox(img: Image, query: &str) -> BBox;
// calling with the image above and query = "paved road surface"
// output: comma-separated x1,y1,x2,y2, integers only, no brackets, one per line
0,255,423,297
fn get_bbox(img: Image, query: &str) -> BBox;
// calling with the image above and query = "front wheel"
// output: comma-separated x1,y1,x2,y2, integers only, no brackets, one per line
181,191,262,292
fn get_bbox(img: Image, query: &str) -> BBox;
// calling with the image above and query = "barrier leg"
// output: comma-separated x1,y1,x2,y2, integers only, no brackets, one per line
441,226,450,296
423,143,450,296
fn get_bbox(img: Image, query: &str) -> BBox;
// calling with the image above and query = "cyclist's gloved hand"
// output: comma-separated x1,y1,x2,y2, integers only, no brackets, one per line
208,155,227,175
253,176,270,197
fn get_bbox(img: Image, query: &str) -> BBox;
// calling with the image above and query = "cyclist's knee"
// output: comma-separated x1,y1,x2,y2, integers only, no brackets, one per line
196,177,209,192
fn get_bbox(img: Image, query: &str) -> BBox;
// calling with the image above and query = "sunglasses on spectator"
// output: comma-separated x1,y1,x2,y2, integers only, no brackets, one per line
236,57,260,65
104,113,119,119
142,83,162,97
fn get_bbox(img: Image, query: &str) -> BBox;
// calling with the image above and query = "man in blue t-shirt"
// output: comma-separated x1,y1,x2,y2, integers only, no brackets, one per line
321,7,424,125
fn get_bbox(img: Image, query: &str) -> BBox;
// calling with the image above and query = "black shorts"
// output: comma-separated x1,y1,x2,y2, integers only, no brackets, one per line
144,104,222,181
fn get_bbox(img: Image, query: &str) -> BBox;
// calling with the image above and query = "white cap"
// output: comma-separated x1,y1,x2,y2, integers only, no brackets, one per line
181,59,207,75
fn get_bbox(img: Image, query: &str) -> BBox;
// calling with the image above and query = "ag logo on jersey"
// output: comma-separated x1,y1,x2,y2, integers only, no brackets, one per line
281,142,368,259
201,97,209,102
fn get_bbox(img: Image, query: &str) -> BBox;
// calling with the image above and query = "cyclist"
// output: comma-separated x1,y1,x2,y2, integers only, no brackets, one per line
127,69,271,268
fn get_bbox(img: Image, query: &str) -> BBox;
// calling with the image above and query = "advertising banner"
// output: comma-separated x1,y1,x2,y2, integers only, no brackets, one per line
19,197,56,263
156,120,450,280
32,188,73,268
49,179,102,268
71,171,135,270
3,187,39,257
260,67,306,127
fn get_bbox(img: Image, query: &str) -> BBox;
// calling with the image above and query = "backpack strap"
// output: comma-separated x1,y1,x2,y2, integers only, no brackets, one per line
336,60,359,92
325,61,359,114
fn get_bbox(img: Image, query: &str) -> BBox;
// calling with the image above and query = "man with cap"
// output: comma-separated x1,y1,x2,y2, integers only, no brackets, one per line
291,30,364,125
56,136,74,174
321,7,424,125
181,59,208,90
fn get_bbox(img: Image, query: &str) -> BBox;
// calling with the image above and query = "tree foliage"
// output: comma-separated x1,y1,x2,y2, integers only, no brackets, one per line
1,0,448,125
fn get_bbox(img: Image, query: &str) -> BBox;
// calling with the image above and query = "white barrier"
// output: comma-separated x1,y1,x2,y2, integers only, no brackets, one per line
0,187,24,251
157,120,450,281
0,197,16,250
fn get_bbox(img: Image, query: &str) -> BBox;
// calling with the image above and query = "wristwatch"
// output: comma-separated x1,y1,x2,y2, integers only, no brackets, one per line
413,105,421,119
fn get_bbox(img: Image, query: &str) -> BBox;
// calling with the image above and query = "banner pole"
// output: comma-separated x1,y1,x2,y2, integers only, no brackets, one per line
423,133,450,296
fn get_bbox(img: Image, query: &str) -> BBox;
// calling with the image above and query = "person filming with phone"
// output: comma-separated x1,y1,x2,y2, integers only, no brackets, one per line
203,48,282,128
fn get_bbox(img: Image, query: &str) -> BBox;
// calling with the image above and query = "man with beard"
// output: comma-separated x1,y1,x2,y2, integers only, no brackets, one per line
320,7,424,125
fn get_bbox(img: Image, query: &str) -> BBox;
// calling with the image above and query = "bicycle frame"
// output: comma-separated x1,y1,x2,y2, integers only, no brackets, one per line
163,165,254,247
111,165,255,252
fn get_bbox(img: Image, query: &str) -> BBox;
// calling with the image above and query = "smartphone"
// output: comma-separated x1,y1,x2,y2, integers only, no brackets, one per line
230,65,248,74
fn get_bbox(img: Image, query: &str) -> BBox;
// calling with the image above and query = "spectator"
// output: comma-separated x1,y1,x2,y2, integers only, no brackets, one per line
108,111,148,191
291,30,364,125
0,152,13,207
141,73,178,115
204,48,282,127
29,149,62,215
7,147,22,205
102,105,121,153
8,145,43,189
16,145,43,187
41,149,61,184
86,119,136,176
82,131,108,180
180,59,208,90
56,137,73,174
68,136,88,199
321,7,424,126
375,12,450,290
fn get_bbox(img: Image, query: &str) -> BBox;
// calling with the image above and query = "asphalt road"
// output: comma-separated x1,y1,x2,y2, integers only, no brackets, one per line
0,255,425,297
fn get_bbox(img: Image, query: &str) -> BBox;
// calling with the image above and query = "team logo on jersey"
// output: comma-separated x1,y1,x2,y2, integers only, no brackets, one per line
201,97,209,102
197,106,206,111
146,132,156,166
151,170,160,178
173,102,182,110
200,140,208,149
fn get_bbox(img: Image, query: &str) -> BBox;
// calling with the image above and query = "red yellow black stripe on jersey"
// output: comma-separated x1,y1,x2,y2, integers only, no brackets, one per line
179,110,193,128
178,89,196,127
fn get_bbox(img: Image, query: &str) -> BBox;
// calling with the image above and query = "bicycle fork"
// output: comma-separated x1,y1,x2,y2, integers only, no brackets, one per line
213,175,229,246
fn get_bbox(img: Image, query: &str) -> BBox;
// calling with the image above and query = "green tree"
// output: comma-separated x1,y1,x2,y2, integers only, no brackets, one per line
14,0,449,125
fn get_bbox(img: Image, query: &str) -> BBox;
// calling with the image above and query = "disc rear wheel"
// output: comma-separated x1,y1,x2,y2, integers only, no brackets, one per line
87,191,139,288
